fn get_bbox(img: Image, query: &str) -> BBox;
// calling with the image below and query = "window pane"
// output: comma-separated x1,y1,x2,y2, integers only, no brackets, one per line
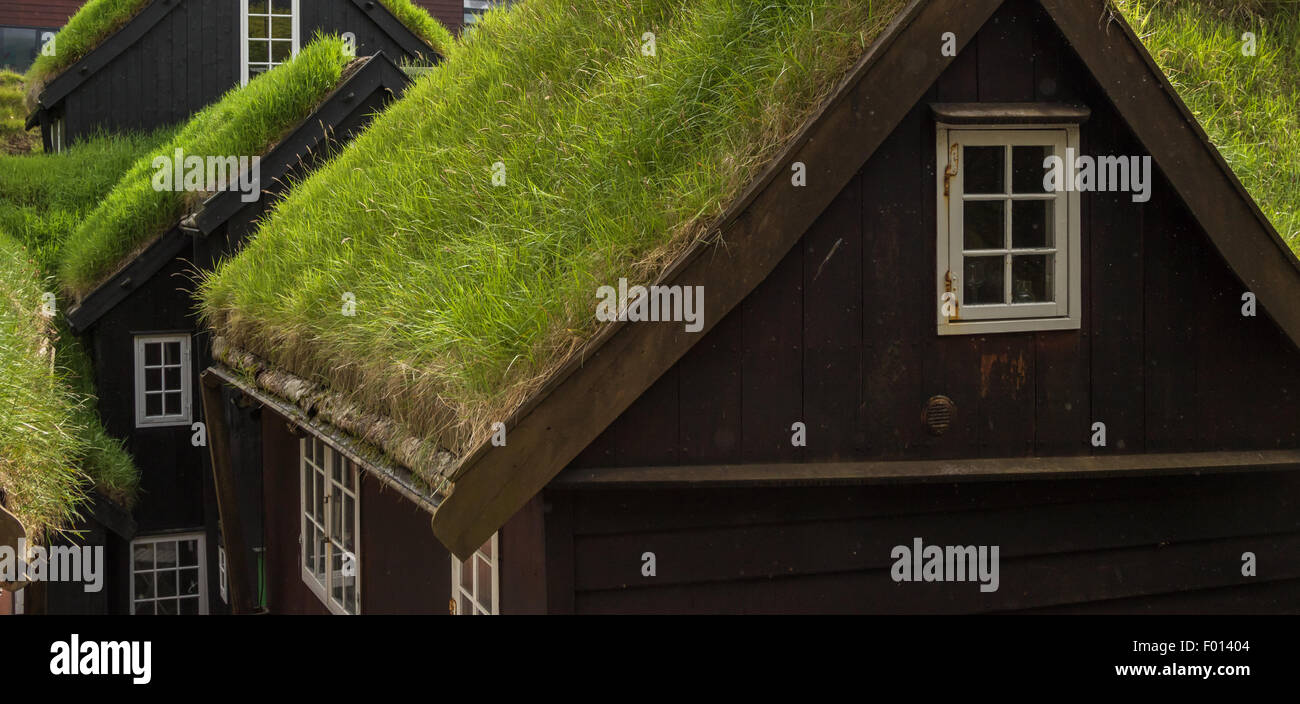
157,599,178,615
314,438,324,467
145,368,162,391
1012,146,1052,194
164,392,182,416
134,542,154,571
179,539,198,567
145,393,162,416
270,0,293,13
271,16,293,40
270,40,293,63
180,567,201,595
249,1,270,14
1012,255,1052,303
343,495,354,552
158,569,177,597
1011,199,1052,249
249,40,269,63
304,523,317,572
331,550,343,603
179,597,199,615
164,342,181,364
248,15,268,39
476,556,493,609
459,559,474,593
332,452,343,485
144,342,161,366
136,600,156,615
156,541,177,568
134,574,154,600
480,537,494,561
963,146,1004,194
964,256,1004,305
164,366,181,391
963,200,1004,251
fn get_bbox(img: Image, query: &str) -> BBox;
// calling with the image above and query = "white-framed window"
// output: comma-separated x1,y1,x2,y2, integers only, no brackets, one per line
936,124,1081,334
300,436,360,615
452,533,498,615
464,0,508,26
133,334,191,428
239,0,300,85
131,533,208,615
50,117,64,154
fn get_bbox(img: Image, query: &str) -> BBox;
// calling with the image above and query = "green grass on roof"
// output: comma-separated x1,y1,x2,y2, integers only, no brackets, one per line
1118,0,1300,250
1,70,39,154
201,0,908,461
0,129,169,273
379,0,454,56
60,36,353,298
0,233,137,538
24,0,153,111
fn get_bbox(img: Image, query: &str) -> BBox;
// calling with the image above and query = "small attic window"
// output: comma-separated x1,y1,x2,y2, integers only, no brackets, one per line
935,108,1084,335
240,0,300,85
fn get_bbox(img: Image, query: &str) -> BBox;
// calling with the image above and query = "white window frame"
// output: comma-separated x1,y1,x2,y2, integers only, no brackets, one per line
299,436,361,615
936,124,1082,335
50,117,64,154
130,532,209,615
133,334,192,428
239,0,301,86
452,533,499,615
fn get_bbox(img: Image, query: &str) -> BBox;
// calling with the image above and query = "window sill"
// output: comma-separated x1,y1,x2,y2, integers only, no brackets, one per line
937,316,1081,335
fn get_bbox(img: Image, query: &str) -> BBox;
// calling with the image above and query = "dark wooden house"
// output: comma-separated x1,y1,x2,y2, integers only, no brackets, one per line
49,53,412,615
26,0,440,152
206,0,1300,614
0,0,83,71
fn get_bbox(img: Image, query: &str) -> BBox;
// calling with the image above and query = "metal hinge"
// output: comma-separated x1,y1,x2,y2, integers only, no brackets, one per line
943,143,960,196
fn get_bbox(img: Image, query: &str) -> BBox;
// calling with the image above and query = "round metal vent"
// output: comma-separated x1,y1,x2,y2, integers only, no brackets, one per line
923,395,955,436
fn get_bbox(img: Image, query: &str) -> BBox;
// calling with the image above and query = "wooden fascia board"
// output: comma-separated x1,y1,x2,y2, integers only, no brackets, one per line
194,53,411,234
551,450,1300,489
430,0,1008,560
65,225,190,333
349,0,441,63
1039,0,1300,351
39,0,180,110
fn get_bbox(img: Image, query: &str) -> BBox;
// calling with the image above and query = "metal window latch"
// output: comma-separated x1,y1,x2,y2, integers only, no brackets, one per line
943,143,960,196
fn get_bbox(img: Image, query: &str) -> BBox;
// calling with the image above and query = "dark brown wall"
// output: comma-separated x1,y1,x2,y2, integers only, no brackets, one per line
549,474,1300,614
413,0,465,34
570,0,1300,472
550,0,1300,614
260,410,328,614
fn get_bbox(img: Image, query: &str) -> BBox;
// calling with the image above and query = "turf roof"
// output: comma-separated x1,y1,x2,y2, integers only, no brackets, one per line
60,36,355,298
0,232,138,538
200,0,911,467
1117,0,1300,250
24,0,450,112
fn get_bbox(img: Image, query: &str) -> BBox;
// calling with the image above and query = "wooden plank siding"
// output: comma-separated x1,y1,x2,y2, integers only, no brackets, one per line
48,0,434,146
546,0,1300,613
566,0,1300,473
550,471,1300,613
0,1,83,28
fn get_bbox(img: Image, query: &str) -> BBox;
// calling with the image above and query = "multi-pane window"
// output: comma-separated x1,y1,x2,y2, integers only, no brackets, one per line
300,436,360,615
131,534,207,615
452,533,498,615
937,125,1081,334
133,334,191,427
464,0,509,26
240,0,299,85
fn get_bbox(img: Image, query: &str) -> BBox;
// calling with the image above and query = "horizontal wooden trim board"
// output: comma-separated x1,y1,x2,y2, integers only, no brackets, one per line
551,449,1300,488
930,101,1091,124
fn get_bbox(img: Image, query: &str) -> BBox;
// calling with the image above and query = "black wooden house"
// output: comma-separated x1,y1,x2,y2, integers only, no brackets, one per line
205,0,1300,615
42,53,412,615
26,0,439,152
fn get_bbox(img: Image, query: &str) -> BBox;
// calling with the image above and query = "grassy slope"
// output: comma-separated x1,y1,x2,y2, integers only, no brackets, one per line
201,0,907,461
1,70,39,154
0,233,136,538
1118,0,1300,250
60,37,351,298
24,0,152,110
